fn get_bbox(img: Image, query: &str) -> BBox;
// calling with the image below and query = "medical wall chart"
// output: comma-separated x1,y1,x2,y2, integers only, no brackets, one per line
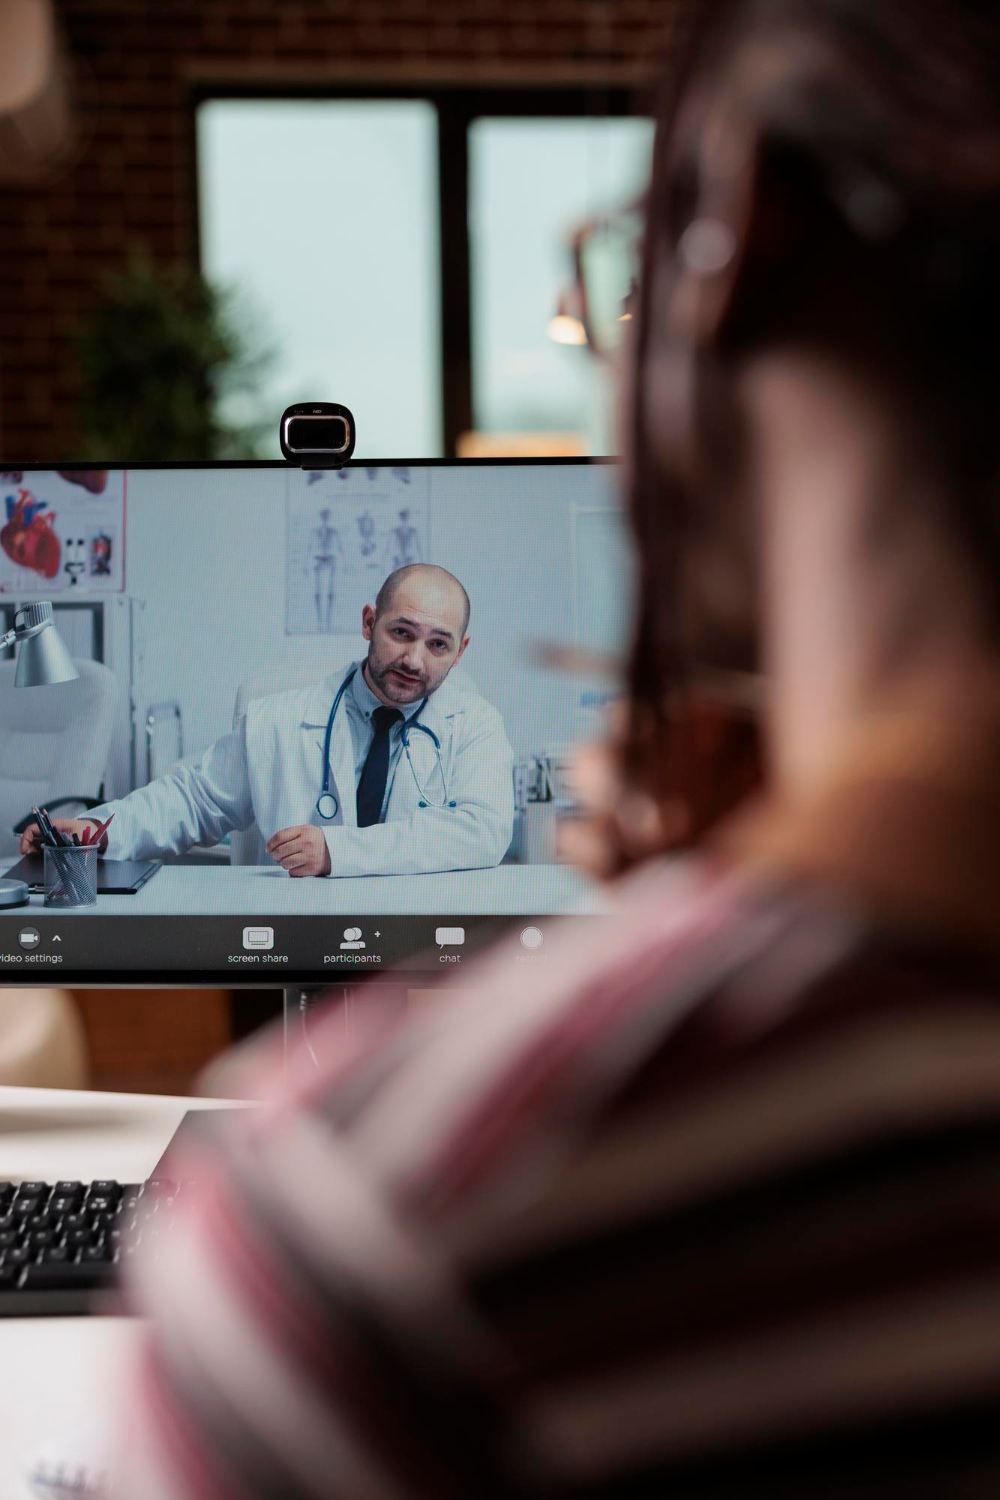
285,465,430,635
0,469,127,594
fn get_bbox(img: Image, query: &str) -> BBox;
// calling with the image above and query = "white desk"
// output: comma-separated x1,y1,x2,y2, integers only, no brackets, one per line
0,1087,242,1500
10,862,604,916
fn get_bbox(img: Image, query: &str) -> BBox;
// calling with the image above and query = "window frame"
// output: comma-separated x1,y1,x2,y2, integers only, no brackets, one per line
190,83,643,456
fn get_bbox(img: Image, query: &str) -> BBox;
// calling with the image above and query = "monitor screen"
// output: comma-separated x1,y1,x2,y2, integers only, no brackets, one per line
0,460,630,984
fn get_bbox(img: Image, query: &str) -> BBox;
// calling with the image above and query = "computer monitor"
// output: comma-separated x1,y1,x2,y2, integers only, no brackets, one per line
0,460,630,986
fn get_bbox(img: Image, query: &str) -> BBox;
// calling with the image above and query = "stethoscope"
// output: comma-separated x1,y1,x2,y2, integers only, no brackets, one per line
316,665,457,820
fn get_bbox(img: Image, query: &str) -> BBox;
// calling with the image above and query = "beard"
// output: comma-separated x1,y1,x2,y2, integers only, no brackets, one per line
365,651,429,704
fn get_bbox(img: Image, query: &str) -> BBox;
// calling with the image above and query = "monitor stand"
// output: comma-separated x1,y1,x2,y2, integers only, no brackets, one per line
152,981,414,1177
284,984,341,1071
283,977,423,1072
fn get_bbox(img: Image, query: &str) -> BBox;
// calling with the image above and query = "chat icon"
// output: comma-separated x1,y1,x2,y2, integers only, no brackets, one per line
435,926,465,947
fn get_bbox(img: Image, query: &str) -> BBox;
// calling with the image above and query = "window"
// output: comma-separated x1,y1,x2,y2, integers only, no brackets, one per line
469,117,653,454
195,92,650,457
197,99,441,458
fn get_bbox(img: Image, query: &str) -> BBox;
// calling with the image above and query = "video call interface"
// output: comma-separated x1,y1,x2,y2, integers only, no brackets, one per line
0,462,628,980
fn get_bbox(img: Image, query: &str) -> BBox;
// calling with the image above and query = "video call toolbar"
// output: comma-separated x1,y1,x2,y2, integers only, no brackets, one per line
0,913,588,984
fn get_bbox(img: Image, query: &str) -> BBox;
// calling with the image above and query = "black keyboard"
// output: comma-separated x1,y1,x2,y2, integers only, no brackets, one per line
0,1178,179,1316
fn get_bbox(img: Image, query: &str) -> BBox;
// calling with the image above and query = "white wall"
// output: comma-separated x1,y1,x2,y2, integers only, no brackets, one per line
122,462,629,768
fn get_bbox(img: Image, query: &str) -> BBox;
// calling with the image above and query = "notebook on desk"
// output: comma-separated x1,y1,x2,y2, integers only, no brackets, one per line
2,854,161,895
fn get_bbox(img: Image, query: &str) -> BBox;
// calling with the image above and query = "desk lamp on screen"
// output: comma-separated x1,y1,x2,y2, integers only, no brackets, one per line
0,602,78,910
1,602,78,689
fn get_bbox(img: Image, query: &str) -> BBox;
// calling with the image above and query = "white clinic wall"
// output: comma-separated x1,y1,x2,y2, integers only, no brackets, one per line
122,462,629,768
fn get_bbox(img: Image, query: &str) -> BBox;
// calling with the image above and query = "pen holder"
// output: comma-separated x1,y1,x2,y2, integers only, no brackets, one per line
43,844,98,908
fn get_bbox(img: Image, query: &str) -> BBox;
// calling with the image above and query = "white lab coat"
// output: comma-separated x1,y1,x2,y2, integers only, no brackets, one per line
92,663,515,877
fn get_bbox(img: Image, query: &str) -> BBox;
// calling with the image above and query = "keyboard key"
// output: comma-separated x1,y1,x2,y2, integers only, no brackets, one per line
0,1264,18,1286
0,1183,14,1203
27,1211,53,1230
86,1195,115,1214
28,1229,56,1249
0,1214,15,1233
54,1181,84,1197
89,1179,121,1195
14,1182,49,1199
141,1179,176,1196
40,1244,71,1262
20,1261,115,1292
50,1195,78,1215
3,1245,31,1266
11,1200,37,1219
66,1228,92,1248
62,1211,89,1231
0,1230,20,1249
82,1243,111,1262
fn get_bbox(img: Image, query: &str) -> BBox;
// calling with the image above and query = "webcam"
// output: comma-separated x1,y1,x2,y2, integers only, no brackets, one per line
279,402,356,468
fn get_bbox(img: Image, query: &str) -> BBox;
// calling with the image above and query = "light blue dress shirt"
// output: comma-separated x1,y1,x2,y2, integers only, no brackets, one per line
344,664,424,822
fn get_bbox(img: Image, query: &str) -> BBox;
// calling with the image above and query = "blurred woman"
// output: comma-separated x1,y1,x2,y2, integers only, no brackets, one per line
115,4,1000,1497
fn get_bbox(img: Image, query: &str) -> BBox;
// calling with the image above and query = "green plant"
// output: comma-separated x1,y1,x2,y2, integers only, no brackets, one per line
76,254,273,461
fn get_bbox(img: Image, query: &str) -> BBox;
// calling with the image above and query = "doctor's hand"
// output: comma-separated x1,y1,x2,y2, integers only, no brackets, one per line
266,824,332,878
19,817,105,855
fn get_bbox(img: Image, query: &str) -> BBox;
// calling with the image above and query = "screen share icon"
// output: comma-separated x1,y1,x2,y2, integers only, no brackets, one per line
243,926,274,950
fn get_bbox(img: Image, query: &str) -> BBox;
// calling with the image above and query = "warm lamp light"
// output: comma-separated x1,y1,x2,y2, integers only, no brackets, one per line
547,286,587,347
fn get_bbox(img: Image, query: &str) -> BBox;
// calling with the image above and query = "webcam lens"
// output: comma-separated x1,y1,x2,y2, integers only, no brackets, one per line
286,416,348,452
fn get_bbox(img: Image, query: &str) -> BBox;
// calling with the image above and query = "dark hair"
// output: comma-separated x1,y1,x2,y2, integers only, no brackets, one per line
625,0,1000,835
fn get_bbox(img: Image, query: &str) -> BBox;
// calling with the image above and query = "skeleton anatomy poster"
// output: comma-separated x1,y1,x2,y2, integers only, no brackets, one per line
285,466,430,635
0,469,126,594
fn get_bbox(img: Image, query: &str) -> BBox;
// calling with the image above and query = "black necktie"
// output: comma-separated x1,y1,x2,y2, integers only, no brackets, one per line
356,706,403,827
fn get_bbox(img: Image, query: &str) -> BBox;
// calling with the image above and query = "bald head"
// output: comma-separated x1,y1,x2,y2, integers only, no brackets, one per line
362,564,472,707
375,564,471,636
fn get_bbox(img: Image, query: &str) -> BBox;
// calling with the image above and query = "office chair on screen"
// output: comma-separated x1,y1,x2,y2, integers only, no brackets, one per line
0,657,119,859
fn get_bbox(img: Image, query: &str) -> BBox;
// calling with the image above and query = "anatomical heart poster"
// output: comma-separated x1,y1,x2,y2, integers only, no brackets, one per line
0,469,126,594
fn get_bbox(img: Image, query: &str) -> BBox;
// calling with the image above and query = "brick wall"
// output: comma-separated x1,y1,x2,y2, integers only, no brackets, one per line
0,0,678,460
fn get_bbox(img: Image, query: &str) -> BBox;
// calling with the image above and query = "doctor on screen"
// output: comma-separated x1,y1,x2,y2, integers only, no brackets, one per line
22,565,515,878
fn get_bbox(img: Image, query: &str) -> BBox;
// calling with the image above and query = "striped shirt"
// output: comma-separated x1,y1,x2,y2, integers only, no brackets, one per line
113,714,1000,1499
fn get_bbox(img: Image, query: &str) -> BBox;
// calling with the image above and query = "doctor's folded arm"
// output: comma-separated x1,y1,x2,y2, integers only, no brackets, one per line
20,565,516,878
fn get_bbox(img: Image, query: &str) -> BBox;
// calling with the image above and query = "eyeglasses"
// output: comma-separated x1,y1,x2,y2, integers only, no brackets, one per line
568,203,645,360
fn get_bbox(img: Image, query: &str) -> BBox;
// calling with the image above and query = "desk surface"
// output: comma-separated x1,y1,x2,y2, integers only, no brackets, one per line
9,861,603,916
0,1087,240,1499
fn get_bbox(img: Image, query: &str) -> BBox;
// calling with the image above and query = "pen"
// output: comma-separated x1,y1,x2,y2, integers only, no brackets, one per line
88,812,115,848
37,805,67,848
31,805,59,848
